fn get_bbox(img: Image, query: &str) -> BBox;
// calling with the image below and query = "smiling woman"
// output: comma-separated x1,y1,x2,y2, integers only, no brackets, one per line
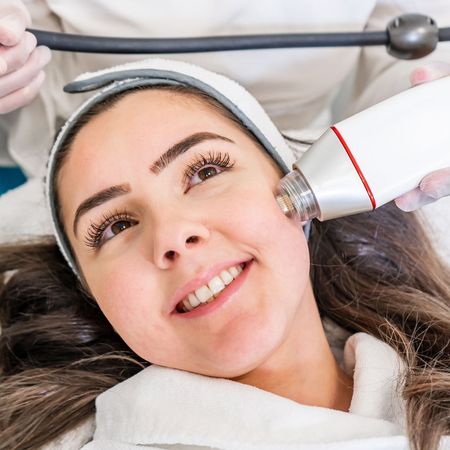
0,59,449,450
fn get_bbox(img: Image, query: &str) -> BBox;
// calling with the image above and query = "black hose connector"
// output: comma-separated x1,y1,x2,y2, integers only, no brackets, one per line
387,13,439,59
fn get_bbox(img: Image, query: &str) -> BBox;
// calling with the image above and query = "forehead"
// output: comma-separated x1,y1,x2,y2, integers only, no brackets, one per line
57,88,268,207
70,89,238,152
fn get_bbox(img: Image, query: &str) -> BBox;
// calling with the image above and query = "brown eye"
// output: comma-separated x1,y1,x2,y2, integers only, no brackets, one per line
111,220,132,236
183,151,235,190
85,211,138,250
198,166,218,181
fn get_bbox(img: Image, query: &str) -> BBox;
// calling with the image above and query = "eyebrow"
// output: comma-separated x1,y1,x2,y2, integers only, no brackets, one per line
73,184,131,238
72,131,234,237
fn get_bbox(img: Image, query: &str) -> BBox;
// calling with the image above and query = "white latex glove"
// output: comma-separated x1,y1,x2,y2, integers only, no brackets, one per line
394,62,450,212
0,0,51,114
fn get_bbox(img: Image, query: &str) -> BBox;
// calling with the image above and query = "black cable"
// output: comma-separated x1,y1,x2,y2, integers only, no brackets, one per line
29,29,392,54
439,27,450,41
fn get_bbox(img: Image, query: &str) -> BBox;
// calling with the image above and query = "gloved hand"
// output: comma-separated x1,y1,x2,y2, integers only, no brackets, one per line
395,62,450,211
0,0,51,115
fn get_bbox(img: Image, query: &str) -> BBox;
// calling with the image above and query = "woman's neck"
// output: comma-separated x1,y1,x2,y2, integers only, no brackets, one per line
231,283,354,412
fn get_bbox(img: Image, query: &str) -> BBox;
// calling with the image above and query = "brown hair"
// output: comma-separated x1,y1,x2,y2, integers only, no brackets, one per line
1,85,449,450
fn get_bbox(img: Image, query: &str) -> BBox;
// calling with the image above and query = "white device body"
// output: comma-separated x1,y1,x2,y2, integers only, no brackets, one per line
295,75,450,221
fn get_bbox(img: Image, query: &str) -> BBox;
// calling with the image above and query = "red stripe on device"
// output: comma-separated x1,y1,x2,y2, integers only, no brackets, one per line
330,126,376,210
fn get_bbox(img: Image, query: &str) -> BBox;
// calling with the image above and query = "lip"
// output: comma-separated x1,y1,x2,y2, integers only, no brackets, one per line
169,258,253,314
170,259,253,318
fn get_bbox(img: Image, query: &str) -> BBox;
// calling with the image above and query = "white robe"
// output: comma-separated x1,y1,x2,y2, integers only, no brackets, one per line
42,331,449,450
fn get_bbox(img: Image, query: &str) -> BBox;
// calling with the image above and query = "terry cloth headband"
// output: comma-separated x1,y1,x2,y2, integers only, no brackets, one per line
45,57,307,280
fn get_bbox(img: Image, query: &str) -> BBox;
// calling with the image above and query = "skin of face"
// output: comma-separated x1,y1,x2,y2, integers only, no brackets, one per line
58,90,353,410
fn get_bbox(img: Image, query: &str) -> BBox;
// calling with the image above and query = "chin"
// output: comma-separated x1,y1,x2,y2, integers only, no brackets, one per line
204,324,287,379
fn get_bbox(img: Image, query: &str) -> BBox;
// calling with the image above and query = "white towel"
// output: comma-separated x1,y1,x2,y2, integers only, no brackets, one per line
0,178,53,243
40,332,449,450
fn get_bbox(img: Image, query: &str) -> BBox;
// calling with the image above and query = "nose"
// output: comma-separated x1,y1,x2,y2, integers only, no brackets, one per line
151,208,210,269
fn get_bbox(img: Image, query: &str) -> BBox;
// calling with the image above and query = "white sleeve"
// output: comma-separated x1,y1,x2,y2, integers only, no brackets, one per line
341,0,450,117
338,0,450,266
0,111,18,166
0,0,62,176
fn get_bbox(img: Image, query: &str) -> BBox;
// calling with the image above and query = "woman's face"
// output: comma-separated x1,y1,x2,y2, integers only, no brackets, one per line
58,90,311,378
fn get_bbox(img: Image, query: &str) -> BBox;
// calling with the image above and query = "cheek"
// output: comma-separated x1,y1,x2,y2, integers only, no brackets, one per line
87,262,154,330
211,177,308,252
257,197,310,295
89,266,173,360
209,178,310,285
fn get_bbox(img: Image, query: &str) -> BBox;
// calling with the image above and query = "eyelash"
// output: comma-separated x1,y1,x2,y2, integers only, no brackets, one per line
84,209,136,250
182,150,234,190
84,150,235,250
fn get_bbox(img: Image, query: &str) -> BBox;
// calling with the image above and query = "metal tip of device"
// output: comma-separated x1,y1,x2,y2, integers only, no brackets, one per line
276,193,294,215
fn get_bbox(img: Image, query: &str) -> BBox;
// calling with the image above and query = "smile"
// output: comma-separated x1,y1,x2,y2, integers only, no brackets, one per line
172,259,254,317
177,262,246,313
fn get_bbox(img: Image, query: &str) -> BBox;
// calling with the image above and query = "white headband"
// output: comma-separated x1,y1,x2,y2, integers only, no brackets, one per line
45,57,297,280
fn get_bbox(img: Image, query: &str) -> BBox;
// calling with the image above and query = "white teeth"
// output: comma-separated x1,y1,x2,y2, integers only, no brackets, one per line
179,262,247,312
208,276,225,295
188,293,201,308
182,298,193,311
220,270,233,285
195,285,214,303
